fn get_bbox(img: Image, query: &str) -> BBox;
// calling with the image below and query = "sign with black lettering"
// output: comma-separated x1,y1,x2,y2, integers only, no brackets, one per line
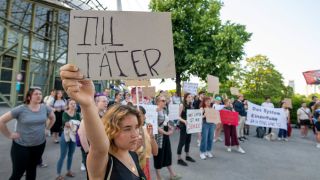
68,10,176,80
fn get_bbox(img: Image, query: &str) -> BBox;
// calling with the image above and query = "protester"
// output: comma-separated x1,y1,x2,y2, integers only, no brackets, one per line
193,91,204,146
309,96,318,134
177,93,196,165
278,102,290,141
297,102,312,138
212,96,224,142
0,87,55,180
199,96,216,159
312,103,320,148
243,99,250,136
131,87,143,105
44,89,56,106
261,96,275,135
153,95,181,180
171,92,181,105
108,91,122,107
222,99,245,153
51,90,67,143
56,99,81,179
135,106,158,180
60,64,146,179
234,94,247,142
121,92,132,105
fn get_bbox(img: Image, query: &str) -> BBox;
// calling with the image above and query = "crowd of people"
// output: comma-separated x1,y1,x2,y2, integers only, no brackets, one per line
0,64,320,180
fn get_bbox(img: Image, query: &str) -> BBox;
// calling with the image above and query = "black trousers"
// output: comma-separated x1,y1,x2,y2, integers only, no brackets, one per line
9,141,46,180
177,124,191,155
263,127,272,134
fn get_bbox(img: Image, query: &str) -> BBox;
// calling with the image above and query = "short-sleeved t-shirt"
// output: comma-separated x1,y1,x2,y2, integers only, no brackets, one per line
11,104,52,146
62,111,81,129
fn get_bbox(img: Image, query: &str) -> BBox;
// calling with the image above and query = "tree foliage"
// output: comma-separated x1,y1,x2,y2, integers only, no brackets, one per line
150,0,251,95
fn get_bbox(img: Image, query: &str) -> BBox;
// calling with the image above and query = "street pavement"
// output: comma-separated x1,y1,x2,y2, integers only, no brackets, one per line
0,106,319,180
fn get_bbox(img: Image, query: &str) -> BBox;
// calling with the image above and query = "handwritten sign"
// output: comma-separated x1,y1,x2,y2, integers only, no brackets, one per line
141,105,158,135
142,86,156,97
186,109,203,134
220,110,239,126
68,10,176,80
168,104,180,121
207,75,219,94
125,80,151,87
283,98,292,109
230,87,240,96
246,102,287,130
183,82,198,95
204,108,221,124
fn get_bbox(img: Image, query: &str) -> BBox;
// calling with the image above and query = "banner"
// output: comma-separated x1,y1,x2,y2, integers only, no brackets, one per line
168,104,180,121
141,105,158,134
204,108,221,124
186,109,203,134
207,75,219,94
303,70,320,85
183,82,198,95
246,102,287,130
68,10,176,80
219,110,239,126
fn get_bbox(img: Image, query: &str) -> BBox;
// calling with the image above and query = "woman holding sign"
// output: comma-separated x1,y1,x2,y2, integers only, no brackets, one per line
60,64,146,180
177,93,196,165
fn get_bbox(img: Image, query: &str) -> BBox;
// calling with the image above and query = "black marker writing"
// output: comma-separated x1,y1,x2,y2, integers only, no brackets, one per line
77,52,100,78
144,48,161,76
74,16,99,46
108,50,129,77
131,50,147,77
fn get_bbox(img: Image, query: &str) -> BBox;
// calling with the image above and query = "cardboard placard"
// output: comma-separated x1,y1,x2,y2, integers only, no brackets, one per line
283,98,292,109
168,104,180,121
183,82,198,95
186,109,203,134
207,75,219,94
142,86,156,97
230,87,240,95
125,80,151,87
141,105,158,135
204,108,221,124
68,10,176,80
219,110,239,126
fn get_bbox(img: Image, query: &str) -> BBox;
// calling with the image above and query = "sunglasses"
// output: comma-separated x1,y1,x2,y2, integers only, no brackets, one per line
160,99,166,102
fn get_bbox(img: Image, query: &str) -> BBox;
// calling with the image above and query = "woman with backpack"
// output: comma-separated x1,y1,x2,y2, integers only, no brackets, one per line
56,99,81,179
50,90,67,143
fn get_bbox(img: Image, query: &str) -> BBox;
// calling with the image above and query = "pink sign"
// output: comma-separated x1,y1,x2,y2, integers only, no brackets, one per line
220,110,239,126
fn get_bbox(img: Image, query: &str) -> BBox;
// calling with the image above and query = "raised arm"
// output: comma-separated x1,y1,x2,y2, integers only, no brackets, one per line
60,64,109,179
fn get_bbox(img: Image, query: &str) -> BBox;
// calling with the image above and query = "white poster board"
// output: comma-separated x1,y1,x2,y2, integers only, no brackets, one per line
141,105,158,135
68,10,176,80
186,109,203,134
207,75,219,94
183,82,198,95
168,104,180,121
246,102,287,130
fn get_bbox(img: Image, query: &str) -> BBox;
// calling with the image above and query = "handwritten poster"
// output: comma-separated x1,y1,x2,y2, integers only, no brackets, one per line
204,108,221,124
219,110,239,126
183,82,198,95
141,105,158,135
68,10,176,80
207,75,219,94
186,109,203,134
168,104,180,121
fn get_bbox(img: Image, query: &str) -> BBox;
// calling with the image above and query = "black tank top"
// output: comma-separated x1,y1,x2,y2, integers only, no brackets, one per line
105,151,146,180
181,104,192,120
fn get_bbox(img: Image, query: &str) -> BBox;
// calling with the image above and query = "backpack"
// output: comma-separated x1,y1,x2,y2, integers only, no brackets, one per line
256,127,266,138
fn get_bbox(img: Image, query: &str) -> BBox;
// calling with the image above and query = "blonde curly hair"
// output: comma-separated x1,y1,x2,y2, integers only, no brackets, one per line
102,104,143,152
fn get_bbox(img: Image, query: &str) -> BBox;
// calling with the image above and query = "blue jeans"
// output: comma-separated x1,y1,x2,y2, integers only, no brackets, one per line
57,133,76,174
278,129,287,138
200,122,216,153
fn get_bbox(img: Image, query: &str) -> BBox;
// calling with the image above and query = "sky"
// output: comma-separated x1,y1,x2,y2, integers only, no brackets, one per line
105,0,320,95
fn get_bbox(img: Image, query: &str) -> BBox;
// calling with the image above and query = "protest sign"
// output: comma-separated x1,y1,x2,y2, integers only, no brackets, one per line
125,80,151,87
246,102,287,130
230,87,240,96
204,108,221,124
141,105,158,134
142,87,156,97
219,110,239,126
68,10,176,80
283,98,292,109
183,82,198,95
186,109,203,134
207,75,219,94
168,104,180,121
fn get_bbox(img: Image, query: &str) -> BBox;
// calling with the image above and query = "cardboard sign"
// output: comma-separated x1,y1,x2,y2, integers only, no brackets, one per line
283,98,292,109
246,102,287,130
186,109,203,134
207,75,219,94
142,86,156,97
168,104,180,121
68,10,176,80
220,110,239,126
230,87,240,95
183,82,198,95
125,80,151,87
204,108,221,124
141,105,158,135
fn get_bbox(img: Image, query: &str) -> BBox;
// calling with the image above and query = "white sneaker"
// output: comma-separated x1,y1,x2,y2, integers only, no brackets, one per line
197,139,201,147
218,137,223,142
237,147,246,154
200,153,206,160
206,152,213,158
283,138,288,142
81,163,86,171
277,138,282,141
316,144,320,149
227,147,232,152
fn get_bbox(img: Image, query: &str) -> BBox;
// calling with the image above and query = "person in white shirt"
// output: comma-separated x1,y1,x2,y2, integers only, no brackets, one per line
43,89,56,106
297,103,312,138
261,96,274,134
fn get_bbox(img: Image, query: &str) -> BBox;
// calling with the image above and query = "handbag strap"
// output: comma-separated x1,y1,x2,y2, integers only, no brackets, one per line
106,156,113,180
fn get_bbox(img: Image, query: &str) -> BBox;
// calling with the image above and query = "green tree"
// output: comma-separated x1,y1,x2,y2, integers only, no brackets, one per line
150,0,251,95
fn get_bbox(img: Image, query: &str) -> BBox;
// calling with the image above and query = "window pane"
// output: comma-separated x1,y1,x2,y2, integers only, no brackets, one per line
21,60,27,71
0,69,12,81
0,0,7,18
2,56,14,68
10,0,32,33
0,82,11,94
